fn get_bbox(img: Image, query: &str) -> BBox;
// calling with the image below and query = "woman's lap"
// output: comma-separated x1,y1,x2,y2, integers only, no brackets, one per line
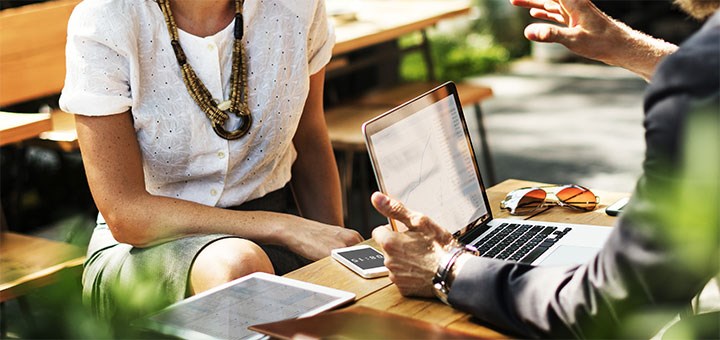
82,185,309,319
83,227,309,319
82,228,221,318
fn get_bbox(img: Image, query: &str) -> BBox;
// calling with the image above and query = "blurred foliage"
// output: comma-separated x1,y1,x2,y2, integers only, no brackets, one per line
472,0,531,58
11,271,114,339
659,97,719,273
617,96,719,339
399,0,529,82
6,221,169,339
400,33,510,82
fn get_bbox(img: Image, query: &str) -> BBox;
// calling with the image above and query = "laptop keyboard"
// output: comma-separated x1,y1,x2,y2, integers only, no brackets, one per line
471,223,571,264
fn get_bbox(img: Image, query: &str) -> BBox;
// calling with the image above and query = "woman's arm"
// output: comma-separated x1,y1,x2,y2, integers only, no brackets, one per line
290,68,345,227
75,111,360,259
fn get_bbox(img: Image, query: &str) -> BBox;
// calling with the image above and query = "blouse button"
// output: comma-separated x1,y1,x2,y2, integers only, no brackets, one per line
210,189,218,196
217,151,226,159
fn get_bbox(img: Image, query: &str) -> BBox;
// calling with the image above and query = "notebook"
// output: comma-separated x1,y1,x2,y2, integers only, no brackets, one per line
362,82,612,266
250,306,487,339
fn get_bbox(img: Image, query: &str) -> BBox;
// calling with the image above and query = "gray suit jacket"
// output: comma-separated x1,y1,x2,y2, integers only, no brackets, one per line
448,11,720,339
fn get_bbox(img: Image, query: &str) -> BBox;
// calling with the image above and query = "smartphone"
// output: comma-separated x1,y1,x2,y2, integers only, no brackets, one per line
331,245,389,278
605,197,630,216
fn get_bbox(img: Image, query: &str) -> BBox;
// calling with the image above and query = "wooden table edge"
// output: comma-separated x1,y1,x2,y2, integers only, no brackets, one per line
0,113,52,146
332,6,471,56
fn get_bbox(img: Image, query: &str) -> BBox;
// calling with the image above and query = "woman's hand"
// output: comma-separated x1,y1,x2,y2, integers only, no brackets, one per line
283,218,363,261
370,192,453,297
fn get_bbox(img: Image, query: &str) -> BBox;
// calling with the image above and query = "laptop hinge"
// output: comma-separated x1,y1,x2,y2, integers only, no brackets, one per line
457,217,491,245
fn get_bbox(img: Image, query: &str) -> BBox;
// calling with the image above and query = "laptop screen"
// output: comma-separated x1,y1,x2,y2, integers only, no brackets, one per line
363,82,490,235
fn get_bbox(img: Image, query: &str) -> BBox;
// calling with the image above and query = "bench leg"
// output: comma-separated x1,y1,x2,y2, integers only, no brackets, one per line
1,301,5,338
358,154,370,237
337,150,373,238
17,296,35,330
340,150,354,224
0,297,37,337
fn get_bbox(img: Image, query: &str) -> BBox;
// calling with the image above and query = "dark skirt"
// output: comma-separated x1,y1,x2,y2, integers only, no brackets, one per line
81,185,310,320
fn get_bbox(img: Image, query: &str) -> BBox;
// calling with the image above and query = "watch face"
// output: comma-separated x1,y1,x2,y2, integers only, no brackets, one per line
338,248,385,270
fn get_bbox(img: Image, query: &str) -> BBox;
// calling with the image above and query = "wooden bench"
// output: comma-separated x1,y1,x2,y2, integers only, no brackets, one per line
358,81,496,182
0,0,85,335
0,232,85,303
0,225,86,335
356,81,493,107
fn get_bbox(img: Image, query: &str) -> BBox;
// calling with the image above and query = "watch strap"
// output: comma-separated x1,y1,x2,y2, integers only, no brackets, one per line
432,244,479,305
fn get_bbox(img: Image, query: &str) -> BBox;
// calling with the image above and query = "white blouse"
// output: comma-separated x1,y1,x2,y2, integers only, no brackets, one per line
60,0,334,208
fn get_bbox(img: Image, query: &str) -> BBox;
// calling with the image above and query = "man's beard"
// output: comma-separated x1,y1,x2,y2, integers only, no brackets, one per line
674,0,720,19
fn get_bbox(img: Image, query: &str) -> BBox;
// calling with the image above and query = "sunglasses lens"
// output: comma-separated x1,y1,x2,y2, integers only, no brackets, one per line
556,186,598,211
513,188,546,215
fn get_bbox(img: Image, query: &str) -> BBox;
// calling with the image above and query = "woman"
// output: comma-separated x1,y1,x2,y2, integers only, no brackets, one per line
60,0,362,318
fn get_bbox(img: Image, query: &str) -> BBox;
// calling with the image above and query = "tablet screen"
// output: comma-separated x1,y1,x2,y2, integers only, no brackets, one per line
137,272,355,340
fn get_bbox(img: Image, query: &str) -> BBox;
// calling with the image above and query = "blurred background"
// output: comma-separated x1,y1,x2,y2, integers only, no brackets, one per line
324,0,703,230
0,0,705,241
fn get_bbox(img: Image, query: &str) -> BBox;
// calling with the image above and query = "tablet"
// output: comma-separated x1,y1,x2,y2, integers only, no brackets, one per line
136,272,355,340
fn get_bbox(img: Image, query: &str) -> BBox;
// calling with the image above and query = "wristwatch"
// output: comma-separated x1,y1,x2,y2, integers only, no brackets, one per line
432,244,479,305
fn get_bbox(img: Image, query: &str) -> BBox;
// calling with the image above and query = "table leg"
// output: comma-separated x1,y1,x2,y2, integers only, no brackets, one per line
474,103,497,186
420,30,437,81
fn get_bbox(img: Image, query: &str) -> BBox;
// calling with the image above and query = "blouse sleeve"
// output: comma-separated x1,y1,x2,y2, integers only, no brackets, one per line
306,0,335,75
59,2,133,116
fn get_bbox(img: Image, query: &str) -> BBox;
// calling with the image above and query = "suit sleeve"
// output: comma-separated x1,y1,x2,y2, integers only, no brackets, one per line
448,14,720,339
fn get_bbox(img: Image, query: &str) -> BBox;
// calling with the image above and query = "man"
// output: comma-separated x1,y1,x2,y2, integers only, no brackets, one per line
371,0,719,337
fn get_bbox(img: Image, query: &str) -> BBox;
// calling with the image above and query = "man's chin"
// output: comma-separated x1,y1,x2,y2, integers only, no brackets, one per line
674,0,720,20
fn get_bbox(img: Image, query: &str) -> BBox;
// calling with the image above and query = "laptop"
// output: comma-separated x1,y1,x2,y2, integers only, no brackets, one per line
362,82,611,266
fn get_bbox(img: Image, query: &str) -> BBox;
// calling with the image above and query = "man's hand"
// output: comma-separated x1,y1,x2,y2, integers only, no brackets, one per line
511,0,630,62
370,192,454,297
509,0,677,80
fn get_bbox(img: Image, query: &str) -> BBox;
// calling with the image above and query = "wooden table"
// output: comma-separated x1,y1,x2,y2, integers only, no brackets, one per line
0,112,52,146
332,0,472,56
285,179,629,338
328,0,472,80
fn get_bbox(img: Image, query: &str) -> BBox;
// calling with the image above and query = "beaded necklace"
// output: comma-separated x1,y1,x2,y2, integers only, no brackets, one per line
157,0,251,140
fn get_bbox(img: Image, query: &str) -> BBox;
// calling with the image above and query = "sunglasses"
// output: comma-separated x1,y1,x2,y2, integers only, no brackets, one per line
500,185,599,215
